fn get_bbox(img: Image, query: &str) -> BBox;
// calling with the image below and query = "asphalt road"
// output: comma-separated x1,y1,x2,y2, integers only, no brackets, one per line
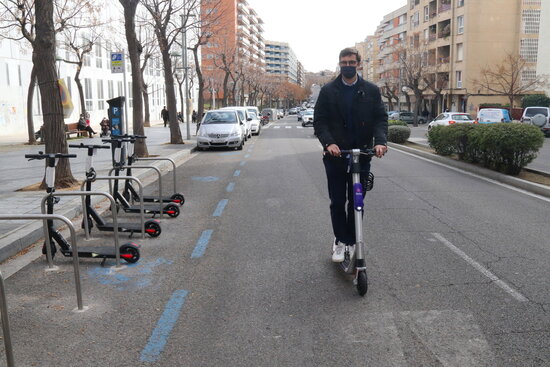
1,116,549,366
408,123,550,174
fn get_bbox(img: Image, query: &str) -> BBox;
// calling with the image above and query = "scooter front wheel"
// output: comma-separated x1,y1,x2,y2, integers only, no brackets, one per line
356,270,368,296
120,244,140,264
171,193,185,205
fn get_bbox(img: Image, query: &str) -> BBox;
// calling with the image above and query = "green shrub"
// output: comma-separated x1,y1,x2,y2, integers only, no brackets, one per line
522,94,550,108
388,125,411,144
388,119,407,126
428,123,544,175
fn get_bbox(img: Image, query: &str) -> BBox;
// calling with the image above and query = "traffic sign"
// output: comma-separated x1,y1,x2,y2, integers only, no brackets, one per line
111,52,124,73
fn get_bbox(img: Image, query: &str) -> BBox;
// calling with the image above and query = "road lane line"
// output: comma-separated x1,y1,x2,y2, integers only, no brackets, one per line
233,170,241,177
393,148,550,203
274,126,281,129
240,161,247,166
213,199,229,217
226,182,235,192
433,233,528,302
191,229,214,258
140,290,189,362
245,154,250,158
285,126,292,129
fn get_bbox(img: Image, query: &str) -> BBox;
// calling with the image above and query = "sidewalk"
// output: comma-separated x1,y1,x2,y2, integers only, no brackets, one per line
0,121,198,263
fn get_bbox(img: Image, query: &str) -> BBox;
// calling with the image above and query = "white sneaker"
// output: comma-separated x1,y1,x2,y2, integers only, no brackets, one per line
332,239,345,263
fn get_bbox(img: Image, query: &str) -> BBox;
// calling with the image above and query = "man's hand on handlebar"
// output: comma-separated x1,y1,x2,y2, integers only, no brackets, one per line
373,144,387,158
326,144,341,157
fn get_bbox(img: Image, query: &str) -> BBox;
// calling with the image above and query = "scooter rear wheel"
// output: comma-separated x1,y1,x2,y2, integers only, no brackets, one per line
120,244,140,264
165,203,180,218
144,221,161,237
356,270,368,296
171,193,185,205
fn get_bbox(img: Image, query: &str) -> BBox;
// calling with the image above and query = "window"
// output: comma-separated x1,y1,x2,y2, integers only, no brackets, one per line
456,71,462,88
128,82,133,108
5,63,10,86
522,10,541,34
456,43,464,61
117,81,123,96
95,41,103,68
457,15,464,34
108,80,114,99
424,6,429,22
520,38,538,62
522,69,537,84
84,78,93,111
105,41,111,69
424,29,429,40
458,0,464,7
97,79,104,110
18,65,21,86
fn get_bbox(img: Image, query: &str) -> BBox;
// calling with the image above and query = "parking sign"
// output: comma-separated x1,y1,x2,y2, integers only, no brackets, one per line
111,52,124,73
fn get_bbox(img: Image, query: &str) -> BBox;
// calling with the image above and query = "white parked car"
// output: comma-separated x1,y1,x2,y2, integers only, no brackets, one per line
221,106,252,140
427,112,476,130
247,111,262,135
197,110,245,151
521,106,550,136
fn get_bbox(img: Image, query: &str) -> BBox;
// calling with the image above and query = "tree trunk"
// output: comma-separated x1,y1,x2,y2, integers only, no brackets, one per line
178,81,184,120
192,46,205,124
74,64,85,116
160,44,183,144
34,0,76,188
121,0,148,156
222,71,229,107
26,65,37,144
142,87,151,127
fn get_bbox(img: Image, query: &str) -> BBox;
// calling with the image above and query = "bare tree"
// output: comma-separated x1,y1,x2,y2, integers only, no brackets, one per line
0,0,94,145
119,0,148,156
380,80,400,112
212,44,237,107
473,53,548,108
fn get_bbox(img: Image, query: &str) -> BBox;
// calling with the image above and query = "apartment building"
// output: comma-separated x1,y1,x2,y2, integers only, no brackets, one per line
355,35,380,84
200,0,265,74
535,0,549,95
265,40,300,84
372,0,545,116
297,62,305,87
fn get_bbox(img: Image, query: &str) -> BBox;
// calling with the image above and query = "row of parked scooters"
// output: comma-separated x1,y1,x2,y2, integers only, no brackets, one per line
25,134,185,265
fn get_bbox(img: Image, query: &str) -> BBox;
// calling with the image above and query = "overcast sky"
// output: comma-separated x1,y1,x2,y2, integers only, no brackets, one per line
248,0,407,73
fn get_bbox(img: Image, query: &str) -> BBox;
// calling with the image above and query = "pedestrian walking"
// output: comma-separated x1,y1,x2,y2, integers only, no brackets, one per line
192,110,197,123
313,47,388,263
161,106,169,127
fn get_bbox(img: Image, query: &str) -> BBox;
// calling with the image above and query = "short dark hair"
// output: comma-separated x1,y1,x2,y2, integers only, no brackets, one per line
339,47,361,63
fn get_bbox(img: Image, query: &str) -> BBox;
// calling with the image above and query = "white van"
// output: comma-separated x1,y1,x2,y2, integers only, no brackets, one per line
521,106,550,136
221,106,252,139
477,108,512,123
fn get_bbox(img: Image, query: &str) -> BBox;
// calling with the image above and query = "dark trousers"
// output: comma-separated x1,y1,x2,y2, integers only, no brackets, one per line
163,118,168,127
323,155,370,245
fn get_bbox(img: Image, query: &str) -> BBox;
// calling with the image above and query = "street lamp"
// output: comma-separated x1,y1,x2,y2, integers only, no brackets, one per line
181,13,196,140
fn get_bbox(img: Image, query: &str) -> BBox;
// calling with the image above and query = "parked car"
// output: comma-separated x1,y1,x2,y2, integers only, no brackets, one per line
396,111,426,124
477,108,512,123
247,111,262,135
301,109,314,127
427,112,476,130
261,108,278,122
289,107,298,115
521,106,550,136
196,110,245,151
297,109,306,121
277,109,284,119
387,110,399,120
245,106,260,119
221,106,252,139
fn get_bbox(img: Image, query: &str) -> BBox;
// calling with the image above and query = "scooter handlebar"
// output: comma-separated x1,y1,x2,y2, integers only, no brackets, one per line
25,152,77,160
69,143,110,149
339,149,376,156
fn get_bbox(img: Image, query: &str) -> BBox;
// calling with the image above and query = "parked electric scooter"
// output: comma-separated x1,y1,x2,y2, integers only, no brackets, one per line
25,152,141,263
102,136,181,218
68,143,162,237
334,148,375,296
121,135,185,205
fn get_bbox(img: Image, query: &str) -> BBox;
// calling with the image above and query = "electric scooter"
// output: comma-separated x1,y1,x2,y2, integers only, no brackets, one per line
102,136,181,218
121,135,185,205
68,143,162,238
337,148,375,296
25,152,141,264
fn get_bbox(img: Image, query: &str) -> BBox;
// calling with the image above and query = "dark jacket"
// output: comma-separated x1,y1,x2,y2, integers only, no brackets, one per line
314,75,388,150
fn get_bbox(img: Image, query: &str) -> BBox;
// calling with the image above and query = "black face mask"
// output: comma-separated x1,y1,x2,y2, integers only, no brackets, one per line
341,66,357,79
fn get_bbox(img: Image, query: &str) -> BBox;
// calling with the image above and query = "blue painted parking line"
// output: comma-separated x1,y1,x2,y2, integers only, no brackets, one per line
140,289,189,363
226,182,235,192
191,229,214,258
213,199,229,217
244,154,250,158
234,170,241,177
240,161,247,166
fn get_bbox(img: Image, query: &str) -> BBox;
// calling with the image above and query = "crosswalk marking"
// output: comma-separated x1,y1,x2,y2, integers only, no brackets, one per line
285,126,291,129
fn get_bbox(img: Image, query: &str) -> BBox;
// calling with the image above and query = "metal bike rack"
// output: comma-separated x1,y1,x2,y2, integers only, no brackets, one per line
0,215,84,311
41,191,124,268
0,270,14,367
108,166,164,218
135,157,178,194
82,176,146,239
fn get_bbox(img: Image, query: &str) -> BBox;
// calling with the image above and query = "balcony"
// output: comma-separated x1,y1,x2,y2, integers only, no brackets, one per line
237,26,250,38
238,14,249,25
237,3,248,15
439,0,451,13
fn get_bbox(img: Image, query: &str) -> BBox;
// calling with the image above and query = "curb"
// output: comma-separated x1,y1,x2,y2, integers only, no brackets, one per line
0,148,195,264
388,142,550,198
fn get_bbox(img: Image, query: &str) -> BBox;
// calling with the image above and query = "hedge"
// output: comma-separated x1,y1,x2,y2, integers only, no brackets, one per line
388,119,408,126
428,123,544,175
388,125,411,144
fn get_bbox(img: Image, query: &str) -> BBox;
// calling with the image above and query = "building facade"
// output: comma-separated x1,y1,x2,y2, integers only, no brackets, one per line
264,40,300,85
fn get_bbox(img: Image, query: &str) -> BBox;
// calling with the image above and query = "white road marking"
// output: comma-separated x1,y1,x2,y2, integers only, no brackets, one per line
273,126,281,129
296,126,304,129
392,148,550,203
433,233,528,302
285,126,292,129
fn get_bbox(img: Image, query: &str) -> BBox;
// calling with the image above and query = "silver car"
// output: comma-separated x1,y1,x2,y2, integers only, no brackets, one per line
197,110,245,150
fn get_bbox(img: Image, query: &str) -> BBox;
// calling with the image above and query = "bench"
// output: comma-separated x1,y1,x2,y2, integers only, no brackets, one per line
65,122,88,138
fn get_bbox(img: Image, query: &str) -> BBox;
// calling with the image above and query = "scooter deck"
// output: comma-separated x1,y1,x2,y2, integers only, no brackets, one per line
139,195,182,204
62,246,119,258
121,205,175,215
98,222,144,233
